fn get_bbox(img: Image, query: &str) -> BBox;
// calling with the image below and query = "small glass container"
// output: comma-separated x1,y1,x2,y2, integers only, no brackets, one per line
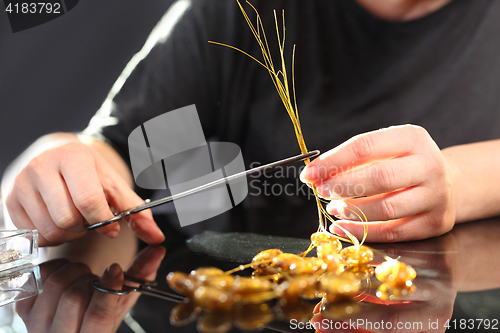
0,264,42,307
0,230,41,308
0,230,38,273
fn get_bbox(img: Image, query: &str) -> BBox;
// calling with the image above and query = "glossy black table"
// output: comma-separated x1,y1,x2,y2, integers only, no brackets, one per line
17,208,500,333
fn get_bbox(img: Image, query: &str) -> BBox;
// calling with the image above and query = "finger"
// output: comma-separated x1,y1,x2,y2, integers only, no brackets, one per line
97,246,165,320
51,273,97,333
59,151,117,234
316,155,428,199
16,259,70,319
329,213,448,243
30,263,92,329
102,173,164,244
326,187,435,221
18,187,84,244
6,193,60,247
36,171,87,233
81,264,123,333
126,245,166,280
300,125,427,183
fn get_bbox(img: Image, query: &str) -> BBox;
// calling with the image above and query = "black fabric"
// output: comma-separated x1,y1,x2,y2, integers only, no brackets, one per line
186,231,314,263
85,0,500,237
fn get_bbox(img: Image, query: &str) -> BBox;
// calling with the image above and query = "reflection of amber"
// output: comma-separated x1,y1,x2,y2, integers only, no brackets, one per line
167,242,416,332
376,283,417,301
234,303,274,330
375,260,417,287
319,299,362,320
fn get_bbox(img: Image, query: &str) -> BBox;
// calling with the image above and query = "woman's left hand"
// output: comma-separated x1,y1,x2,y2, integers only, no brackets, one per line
300,125,458,242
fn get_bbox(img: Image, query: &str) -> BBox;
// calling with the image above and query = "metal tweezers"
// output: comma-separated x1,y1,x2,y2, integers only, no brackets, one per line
91,275,184,303
86,150,319,230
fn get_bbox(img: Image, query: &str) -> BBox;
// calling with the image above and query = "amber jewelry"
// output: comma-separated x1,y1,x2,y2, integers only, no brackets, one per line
166,2,418,331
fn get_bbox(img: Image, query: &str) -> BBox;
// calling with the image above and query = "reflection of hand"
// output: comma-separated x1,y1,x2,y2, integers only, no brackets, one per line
5,134,164,246
312,233,458,333
16,246,165,333
300,125,457,242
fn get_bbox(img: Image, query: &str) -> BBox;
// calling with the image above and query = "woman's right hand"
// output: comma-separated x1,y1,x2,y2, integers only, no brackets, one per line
4,133,164,246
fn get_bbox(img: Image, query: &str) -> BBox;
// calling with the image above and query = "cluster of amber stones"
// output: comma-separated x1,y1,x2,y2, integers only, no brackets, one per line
166,231,417,331
170,296,320,332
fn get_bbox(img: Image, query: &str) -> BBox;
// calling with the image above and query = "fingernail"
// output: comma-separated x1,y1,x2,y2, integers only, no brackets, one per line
329,224,346,237
326,202,339,216
157,230,165,243
105,230,119,238
335,207,359,221
106,263,122,277
316,184,329,197
300,164,318,183
317,184,341,199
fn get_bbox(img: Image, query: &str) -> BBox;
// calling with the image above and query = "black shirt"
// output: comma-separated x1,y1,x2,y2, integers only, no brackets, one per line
84,0,500,236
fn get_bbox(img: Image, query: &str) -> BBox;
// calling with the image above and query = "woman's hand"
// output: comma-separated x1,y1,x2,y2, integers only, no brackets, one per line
4,133,164,246
300,125,458,242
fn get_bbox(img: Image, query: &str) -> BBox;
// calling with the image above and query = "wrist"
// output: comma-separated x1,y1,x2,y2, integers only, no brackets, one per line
442,148,465,223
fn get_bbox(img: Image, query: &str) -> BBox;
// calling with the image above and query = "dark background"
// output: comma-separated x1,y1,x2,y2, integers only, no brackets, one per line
0,0,174,175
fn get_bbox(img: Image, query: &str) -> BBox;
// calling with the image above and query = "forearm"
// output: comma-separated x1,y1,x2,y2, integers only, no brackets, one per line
443,139,500,223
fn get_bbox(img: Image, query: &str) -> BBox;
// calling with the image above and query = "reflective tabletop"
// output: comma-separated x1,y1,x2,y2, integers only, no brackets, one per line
12,208,500,333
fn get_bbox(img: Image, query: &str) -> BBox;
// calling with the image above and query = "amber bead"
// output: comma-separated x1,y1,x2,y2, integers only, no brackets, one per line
234,303,275,330
196,309,233,333
376,282,416,301
318,272,361,301
275,274,318,304
375,260,416,287
203,275,236,290
319,299,361,320
272,253,302,271
189,267,225,283
166,272,196,297
170,298,200,326
340,245,374,266
276,298,315,323
193,286,235,310
345,263,375,280
289,257,327,275
232,276,273,295
252,249,283,268
316,244,343,273
310,232,343,251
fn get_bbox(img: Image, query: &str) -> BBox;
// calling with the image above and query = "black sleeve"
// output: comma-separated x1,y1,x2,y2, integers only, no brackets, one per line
83,0,228,168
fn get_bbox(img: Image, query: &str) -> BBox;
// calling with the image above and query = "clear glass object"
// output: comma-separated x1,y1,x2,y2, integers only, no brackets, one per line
0,265,42,308
0,230,38,273
0,230,41,308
